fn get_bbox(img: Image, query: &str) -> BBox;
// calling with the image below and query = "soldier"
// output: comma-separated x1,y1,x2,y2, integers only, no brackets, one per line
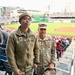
6,12,39,75
36,23,56,75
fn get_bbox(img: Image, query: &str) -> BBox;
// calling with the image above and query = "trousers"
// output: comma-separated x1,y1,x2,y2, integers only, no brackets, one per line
37,65,56,75
13,69,33,75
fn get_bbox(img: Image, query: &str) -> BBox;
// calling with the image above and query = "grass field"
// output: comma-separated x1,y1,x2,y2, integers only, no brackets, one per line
5,22,75,37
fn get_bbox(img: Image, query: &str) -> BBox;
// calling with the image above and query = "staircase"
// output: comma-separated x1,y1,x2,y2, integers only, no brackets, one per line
56,38,75,75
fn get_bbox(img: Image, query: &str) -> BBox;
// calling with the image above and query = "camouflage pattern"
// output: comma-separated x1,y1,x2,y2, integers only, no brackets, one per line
36,34,56,75
38,23,47,29
6,26,39,73
44,69,56,75
13,68,33,75
37,35,56,65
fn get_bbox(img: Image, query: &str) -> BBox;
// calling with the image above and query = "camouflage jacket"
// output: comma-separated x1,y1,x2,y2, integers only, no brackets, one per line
6,26,39,72
37,35,56,66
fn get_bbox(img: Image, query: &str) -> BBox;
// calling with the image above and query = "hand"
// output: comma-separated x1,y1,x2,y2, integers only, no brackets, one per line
14,69,21,75
0,43,2,45
49,63,55,69
33,63,37,68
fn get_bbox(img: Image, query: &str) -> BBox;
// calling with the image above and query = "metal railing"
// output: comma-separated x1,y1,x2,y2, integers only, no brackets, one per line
70,47,74,75
55,40,75,75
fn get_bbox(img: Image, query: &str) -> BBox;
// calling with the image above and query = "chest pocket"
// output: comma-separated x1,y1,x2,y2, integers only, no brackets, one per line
45,40,52,48
38,40,43,49
26,39,35,45
18,37,24,42
16,37,27,48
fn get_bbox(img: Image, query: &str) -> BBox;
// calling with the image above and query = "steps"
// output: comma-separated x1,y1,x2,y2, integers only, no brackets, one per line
56,38,75,75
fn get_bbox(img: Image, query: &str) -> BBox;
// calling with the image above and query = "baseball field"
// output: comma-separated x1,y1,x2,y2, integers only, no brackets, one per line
5,22,75,37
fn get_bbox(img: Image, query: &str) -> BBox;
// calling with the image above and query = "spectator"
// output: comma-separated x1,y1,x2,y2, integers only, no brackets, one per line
36,23,56,75
0,25,8,44
56,42,63,61
6,12,39,75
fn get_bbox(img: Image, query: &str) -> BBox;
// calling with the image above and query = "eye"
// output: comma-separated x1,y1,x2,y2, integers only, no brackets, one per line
40,29,46,30
22,17,31,21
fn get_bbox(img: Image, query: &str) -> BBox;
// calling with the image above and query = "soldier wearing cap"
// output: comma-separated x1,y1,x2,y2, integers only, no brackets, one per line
6,12,39,75
36,23,56,75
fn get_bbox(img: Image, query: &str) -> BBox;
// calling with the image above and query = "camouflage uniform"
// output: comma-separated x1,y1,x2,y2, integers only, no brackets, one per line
37,35,56,75
36,23,56,75
6,26,39,75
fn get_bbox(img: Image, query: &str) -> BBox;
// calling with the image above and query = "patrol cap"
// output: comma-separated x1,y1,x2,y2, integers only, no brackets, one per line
19,12,31,23
38,23,47,29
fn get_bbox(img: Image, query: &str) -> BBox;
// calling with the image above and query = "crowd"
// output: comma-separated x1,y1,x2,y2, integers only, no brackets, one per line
54,36,72,61
0,12,72,75
0,16,18,25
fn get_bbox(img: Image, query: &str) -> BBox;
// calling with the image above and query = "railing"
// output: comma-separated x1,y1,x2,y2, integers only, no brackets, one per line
70,47,74,75
55,56,75,75
55,40,75,75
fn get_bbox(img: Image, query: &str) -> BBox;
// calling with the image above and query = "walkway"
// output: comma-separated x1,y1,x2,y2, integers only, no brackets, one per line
56,38,75,75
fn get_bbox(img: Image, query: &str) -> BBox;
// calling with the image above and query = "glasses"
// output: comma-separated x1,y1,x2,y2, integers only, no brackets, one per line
40,28,46,30
22,17,31,21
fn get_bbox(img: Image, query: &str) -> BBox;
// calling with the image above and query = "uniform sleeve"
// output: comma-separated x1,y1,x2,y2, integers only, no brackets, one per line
50,38,56,64
33,37,40,64
6,34,18,72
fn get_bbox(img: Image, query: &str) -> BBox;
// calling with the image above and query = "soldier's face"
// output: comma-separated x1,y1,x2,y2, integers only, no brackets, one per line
39,28,46,38
20,16,31,28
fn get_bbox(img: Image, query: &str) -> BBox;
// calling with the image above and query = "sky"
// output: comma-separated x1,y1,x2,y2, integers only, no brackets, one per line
0,0,75,12
0,0,51,10
50,0,75,12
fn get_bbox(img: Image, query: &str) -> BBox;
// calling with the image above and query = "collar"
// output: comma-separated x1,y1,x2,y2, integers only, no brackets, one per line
15,26,34,37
